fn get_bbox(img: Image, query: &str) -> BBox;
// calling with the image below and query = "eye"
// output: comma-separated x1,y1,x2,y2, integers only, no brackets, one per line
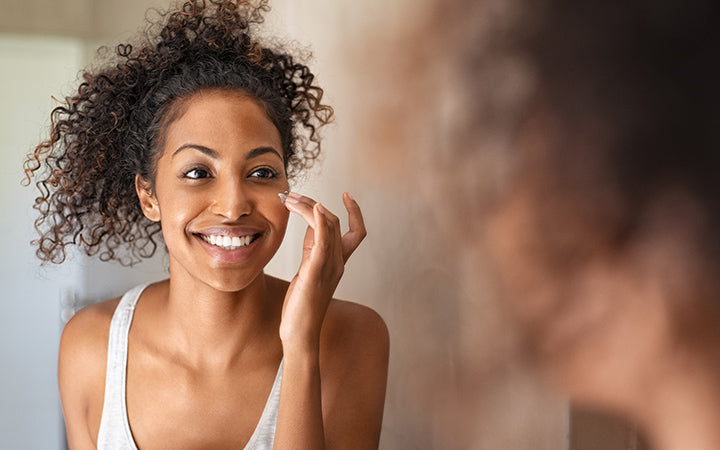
183,167,211,179
249,167,278,179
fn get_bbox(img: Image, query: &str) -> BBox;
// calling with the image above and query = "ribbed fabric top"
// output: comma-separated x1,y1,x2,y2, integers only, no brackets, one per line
96,284,283,449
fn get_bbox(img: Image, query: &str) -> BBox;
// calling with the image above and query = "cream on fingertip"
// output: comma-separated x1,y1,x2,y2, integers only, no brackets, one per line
278,190,289,204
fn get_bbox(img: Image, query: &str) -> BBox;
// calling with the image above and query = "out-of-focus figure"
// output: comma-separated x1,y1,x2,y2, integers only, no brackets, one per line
352,0,720,448
430,1,720,449
486,2,720,449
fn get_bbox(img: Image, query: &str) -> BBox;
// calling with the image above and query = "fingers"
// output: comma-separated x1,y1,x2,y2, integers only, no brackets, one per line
313,202,330,254
284,192,342,231
284,192,338,261
341,192,367,262
283,192,319,229
284,191,365,263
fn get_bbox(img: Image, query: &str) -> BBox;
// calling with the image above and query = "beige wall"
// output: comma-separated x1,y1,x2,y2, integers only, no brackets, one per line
0,0,166,38
1,0,93,37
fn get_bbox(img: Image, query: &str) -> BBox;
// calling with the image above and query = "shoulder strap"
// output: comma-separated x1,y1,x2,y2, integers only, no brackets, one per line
244,359,284,449
96,284,147,449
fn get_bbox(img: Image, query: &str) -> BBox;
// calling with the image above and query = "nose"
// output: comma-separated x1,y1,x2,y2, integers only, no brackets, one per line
209,177,253,220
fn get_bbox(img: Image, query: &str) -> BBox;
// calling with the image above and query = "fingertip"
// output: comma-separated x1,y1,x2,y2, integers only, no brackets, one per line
343,191,359,209
283,197,297,212
313,203,328,234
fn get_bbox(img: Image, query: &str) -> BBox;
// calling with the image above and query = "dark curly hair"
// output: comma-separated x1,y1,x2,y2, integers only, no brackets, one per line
23,0,333,266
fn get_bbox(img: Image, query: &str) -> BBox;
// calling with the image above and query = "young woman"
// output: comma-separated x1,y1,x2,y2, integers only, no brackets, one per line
24,1,388,448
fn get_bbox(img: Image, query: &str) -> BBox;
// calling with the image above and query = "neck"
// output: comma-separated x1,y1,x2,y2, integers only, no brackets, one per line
625,351,720,450
156,268,282,370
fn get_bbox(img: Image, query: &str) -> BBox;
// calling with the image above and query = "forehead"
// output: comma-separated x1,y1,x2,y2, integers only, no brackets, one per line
161,89,282,159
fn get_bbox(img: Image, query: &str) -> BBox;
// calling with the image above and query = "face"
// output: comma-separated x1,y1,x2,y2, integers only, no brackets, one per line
137,89,290,292
483,115,695,410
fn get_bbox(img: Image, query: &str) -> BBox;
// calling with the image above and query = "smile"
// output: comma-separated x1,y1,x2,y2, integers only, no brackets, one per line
198,233,259,250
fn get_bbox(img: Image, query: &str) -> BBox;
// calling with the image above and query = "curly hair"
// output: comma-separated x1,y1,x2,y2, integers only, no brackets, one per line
23,0,333,266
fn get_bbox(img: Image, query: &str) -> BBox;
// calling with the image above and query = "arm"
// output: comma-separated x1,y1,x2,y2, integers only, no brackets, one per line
276,301,389,450
274,192,387,449
320,302,389,449
58,302,115,450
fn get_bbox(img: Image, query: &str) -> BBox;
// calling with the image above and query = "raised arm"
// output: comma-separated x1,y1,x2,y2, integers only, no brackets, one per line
274,192,388,449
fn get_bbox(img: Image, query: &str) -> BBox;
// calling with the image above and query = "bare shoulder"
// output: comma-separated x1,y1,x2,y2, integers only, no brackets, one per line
320,298,389,382
324,299,389,352
59,297,120,393
58,297,120,447
320,300,389,447
60,297,119,363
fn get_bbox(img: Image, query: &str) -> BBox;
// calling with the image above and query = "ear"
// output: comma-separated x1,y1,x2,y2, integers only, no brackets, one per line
135,174,160,222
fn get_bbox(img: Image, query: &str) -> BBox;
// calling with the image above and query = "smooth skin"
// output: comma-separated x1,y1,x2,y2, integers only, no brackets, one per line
58,89,389,449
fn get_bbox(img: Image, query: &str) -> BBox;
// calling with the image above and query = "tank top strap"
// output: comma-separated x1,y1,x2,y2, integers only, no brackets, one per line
245,359,283,449
97,284,148,450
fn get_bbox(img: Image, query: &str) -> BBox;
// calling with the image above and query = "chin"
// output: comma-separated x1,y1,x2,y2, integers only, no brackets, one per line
533,328,649,415
202,267,267,293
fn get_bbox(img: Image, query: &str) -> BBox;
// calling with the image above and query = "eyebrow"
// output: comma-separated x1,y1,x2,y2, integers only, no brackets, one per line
172,144,218,159
172,144,283,162
245,146,283,161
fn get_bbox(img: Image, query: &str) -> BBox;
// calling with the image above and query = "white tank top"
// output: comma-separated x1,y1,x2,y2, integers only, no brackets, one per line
96,284,283,449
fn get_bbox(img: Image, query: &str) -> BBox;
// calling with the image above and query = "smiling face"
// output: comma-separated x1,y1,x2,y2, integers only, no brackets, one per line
136,89,290,292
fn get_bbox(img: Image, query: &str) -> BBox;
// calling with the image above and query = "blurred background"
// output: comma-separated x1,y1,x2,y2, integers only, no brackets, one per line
0,0,643,448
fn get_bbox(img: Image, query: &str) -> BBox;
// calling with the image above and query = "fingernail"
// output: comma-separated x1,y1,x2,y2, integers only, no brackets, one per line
345,191,354,201
316,203,325,213
287,191,301,199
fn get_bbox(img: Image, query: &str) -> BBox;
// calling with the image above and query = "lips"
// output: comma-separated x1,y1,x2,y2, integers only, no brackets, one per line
191,226,266,263
198,233,259,250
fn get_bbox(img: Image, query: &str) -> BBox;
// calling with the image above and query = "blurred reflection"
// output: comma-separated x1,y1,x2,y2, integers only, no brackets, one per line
352,0,720,448
485,2,720,448
344,1,570,447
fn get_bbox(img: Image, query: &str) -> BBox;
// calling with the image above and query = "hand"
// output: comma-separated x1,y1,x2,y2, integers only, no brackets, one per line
279,191,366,353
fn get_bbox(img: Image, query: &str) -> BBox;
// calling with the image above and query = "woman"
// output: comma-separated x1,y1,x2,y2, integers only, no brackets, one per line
24,1,388,448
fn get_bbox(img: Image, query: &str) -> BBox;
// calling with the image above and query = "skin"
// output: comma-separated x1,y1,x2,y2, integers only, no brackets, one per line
486,115,720,450
58,89,389,449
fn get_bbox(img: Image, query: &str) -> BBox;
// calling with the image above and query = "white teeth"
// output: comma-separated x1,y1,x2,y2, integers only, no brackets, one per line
200,234,255,250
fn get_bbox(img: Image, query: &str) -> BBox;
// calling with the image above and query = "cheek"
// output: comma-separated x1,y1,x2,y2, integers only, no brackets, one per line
252,187,290,233
487,193,564,324
268,197,290,233
160,190,200,224
152,181,205,242
488,195,541,293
